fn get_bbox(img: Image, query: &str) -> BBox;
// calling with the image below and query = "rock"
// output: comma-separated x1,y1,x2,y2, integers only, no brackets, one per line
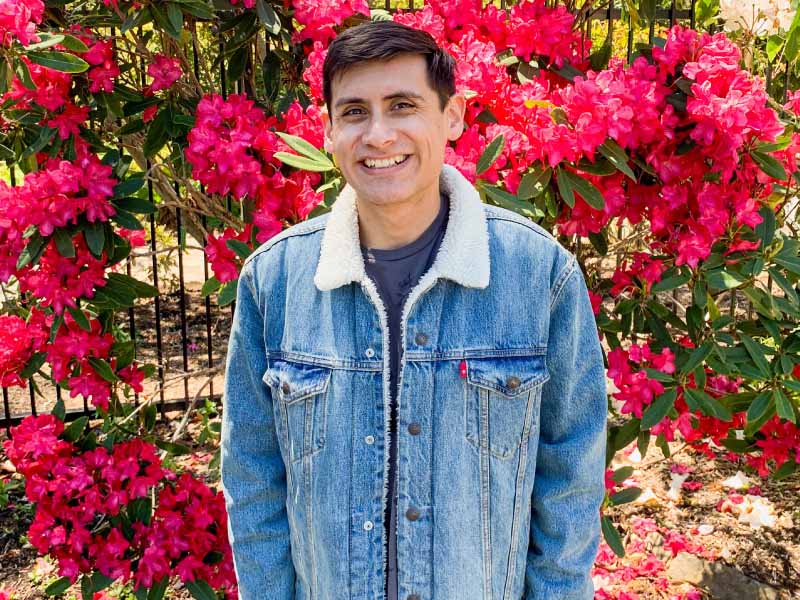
666,552,781,600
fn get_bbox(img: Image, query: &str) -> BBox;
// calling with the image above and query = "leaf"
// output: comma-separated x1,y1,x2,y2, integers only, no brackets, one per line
45,576,73,596
767,267,799,305
113,209,144,230
746,391,774,433
706,269,747,290
274,131,333,168
27,51,89,73
62,416,89,442
641,388,677,429
476,134,506,176
107,272,158,297
113,176,146,198
20,351,46,378
273,151,334,172
611,466,634,483
741,335,772,378
148,577,169,600
87,357,119,383
479,182,543,219
226,239,253,260
601,516,625,557
218,280,238,307
112,196,156,214
16,231,48,270
54,228,75,258
555,167,575,208
610,487,642,505
185,580,217,600
67,305,91,331
256,0,281,34
750,150,788,181
143,107,171,158
167,3,184,36
598,139,636,181
559,170,605,210
52,398,66,420
774,388,796,424
59,34,90,53
517,166,552,200
201,276,221,297
651,273,690,293
154,439,193,455
680,341,714,376
23,33,65,51
685,387,733,421
84,222,105,257
20,125,57,160
15,59,36,90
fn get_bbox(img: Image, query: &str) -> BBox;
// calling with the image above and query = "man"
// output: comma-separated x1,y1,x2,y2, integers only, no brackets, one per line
221,19,607,600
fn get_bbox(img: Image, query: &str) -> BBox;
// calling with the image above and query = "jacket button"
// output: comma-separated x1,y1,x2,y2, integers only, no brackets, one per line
405,507,420,521
407,422,421,435
407,595,421,600
365,347,375,358
363,520,373,531
281,381,290,394
506,376,521,390
364,435,375,445
414,332,429,345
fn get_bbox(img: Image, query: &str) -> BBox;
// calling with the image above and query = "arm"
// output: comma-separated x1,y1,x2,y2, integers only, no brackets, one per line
220,263,295,600
524,258,607,600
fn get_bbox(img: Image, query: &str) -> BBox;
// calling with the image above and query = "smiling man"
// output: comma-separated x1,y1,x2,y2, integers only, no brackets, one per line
221,19,607,600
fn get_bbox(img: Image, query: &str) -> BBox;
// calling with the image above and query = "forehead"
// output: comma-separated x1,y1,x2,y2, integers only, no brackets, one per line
330,54,434,102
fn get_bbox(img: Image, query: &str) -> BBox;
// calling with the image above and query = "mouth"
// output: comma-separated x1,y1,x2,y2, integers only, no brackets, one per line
359,154,411,174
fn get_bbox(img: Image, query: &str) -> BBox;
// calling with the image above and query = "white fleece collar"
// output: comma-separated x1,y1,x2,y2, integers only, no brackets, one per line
313,163,490,292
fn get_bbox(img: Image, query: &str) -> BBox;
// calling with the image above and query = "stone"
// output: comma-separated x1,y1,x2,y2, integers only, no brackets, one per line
666,552,782,600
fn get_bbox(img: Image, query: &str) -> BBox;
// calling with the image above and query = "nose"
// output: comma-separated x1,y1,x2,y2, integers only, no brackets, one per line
361,114,397,148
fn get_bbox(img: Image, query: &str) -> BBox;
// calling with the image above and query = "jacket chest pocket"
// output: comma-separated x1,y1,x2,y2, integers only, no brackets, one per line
464,355,550,460
263,360,332,463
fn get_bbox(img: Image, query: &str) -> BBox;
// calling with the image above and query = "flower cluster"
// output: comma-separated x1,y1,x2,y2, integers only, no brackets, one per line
0,0,44,47
3,414,237,596
291,0,370,44
719,0,794,36
147,54,183,93
608,342,676,418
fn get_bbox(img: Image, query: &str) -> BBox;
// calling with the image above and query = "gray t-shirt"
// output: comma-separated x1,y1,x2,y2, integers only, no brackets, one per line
361,189,450,600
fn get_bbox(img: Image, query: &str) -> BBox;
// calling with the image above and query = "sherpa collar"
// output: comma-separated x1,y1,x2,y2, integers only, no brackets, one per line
313,163,490,292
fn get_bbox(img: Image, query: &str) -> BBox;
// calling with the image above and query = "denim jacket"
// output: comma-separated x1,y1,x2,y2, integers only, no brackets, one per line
221,164,607,600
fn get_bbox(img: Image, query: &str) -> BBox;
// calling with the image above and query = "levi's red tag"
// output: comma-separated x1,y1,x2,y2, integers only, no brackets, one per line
459,359,467,379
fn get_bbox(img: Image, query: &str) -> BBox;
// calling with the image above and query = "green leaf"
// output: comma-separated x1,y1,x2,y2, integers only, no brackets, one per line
226,239,252,260
148,577,169,600
601,516,625,557
67,305,91,331
218,279,238,307
20,125,57,160
555,167,575,208
27,51,89,73
112,209,144,230
112,340,135,369
610,487,642,505
113,176,146,198
87,357,119,383
651,273,690,293
274,151,334,172
52,398,66,420
598,139,636,181
611,466,634,483
154,439,193,455
746,390,774,434
186,580,217,600
479,182,543,219
767,267,798,305
167,3,184,36
143,107,171,158
641,388,677,429
559,170,605,210
774,388,796,424
84,222,105,257
15,59,36,90
680,341,714,376
16,231,48,270
20,351,47,379
741,335,772,378
112,196,156,214
256,0,281,34
107,272,158,297
685,387,733,421
706,269,747,290
774,255,800,276
23,33,65,51
766,34,784,62
62,416,89,442
772,459,798,481
45,576,73,596
275,131,333,169
476,134,506,176
517,165,552,200
201,276,221,297
750,150,788,181
59,34,90,53
54,228,75,258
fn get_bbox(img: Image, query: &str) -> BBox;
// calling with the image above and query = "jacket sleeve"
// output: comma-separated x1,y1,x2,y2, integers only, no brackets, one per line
220,263,295,600
524,258,607,600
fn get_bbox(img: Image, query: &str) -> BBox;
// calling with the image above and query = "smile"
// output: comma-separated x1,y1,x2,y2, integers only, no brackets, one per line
361,154,411,171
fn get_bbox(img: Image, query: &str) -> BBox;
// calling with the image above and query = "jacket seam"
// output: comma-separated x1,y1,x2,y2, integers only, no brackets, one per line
549,257,577,312
242,220,328,271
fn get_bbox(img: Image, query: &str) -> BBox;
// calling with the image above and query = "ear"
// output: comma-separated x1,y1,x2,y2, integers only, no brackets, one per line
321,106,334,154
445,93,467,142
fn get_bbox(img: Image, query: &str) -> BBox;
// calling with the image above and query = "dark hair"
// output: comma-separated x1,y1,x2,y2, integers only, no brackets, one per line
323,20,457,116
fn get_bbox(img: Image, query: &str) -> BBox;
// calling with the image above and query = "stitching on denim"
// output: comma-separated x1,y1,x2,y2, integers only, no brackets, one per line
549,256,578,312
242,218,329,272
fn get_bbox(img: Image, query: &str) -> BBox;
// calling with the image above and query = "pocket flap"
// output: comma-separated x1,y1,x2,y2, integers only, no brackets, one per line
263,360,332,404
467,355,549,397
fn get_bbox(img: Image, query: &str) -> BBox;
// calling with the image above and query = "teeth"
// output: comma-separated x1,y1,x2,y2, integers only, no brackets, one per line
364,155,407,169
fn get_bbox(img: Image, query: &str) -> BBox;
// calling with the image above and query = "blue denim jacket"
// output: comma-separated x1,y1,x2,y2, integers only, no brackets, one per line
221,164,607,600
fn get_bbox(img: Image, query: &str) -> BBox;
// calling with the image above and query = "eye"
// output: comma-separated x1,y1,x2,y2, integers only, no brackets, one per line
342,107,365,117
394,101,414,110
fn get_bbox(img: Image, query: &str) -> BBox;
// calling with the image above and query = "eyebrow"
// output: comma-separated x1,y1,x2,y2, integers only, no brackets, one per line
334,91,426,109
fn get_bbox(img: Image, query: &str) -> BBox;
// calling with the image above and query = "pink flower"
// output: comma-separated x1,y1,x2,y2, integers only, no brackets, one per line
148,54,183,92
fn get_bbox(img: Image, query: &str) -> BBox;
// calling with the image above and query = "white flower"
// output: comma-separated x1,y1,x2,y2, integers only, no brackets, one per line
721,470,753,490
720,0,795,36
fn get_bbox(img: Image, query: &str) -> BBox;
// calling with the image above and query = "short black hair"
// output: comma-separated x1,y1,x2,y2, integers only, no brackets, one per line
323,20,457,116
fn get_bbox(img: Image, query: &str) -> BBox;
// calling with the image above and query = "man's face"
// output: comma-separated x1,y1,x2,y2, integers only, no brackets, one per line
322,53,465,211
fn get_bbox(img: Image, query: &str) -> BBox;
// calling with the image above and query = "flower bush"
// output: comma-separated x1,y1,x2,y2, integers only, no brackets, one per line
0,0,799,597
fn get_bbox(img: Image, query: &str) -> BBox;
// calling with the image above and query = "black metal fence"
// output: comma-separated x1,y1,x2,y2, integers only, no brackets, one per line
1,0,794,435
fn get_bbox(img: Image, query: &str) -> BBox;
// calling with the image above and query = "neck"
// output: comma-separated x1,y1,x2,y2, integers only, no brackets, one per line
357,182,442,250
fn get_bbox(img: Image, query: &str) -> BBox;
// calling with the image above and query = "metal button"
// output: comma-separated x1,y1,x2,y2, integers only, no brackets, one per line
414,332,429,345
506,376,521,390
281,381,290,394
364,435,375,445
405,507,420,521
363,520,373,531
365,347,375,358
407,595,421,600
407,422,421,435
